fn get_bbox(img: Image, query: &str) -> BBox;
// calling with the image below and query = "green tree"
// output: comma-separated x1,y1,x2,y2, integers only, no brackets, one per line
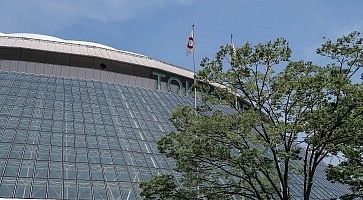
140,32,363,200
320,32,363,199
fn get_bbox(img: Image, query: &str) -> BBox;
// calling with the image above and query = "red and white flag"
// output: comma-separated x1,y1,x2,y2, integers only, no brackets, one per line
186,30,194,54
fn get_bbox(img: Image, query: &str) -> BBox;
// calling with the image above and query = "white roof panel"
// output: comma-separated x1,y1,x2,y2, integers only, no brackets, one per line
0,38,8,46
3,38,15,46
38,40,48,50
99,48,111,60
30,40,43,50
86,47,97,57
106,50,118,60
115,52,129,63
12,38,24,47
0,33,194,80
19,39,31,48
63,44,72,53
54,43,65,53
79,45,88,55
45,41,56,52
71,45,80,55
93,48,102,58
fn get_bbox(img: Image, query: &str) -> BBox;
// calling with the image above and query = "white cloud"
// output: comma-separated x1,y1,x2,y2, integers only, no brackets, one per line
0,0,193,33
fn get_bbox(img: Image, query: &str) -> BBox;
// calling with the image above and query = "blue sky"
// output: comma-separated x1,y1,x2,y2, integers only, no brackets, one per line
1,0,362,71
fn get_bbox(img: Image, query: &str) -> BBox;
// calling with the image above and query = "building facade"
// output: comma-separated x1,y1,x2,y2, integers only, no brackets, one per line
0,33,351,199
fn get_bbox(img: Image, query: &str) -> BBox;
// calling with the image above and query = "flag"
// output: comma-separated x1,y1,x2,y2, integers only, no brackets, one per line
186,29,194,54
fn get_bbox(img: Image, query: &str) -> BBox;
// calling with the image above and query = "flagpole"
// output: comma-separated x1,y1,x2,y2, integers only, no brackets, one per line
231,33,238,109
192,23,197,109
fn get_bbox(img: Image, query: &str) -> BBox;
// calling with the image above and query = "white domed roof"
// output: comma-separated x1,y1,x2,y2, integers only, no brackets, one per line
0,32,195,79
1,32,119,51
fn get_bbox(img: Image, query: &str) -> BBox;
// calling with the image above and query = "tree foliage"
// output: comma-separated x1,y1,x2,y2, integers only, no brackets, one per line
140,32,363,200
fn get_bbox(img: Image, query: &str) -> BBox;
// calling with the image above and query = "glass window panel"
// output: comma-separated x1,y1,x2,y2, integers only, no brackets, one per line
150,168,161,177
64,180,77,199
106,182,122,200
76,148,88,163
112,151,125,166
93,181,108,200
33,161,48,178
65,110,74,121
47,179,62,199
0,116,8,128
52,120,63,132
86,136,97,148
34,99,45,108
134,153,147,167
0,143,11,158
77,163,90,180
83,113,93,123
119,138,131,151
53,110,63,121
75,135,86,148
51,133,63,146
124,152,135,166
36,145,50,161
32,108,43,119
85,123,96,135
102,115,113,125
64,121,74,134
39,131,51,145
0,106,12,116
134,129,145,141
103,165,117,181
139,167,152,181
4,159,20,177
63,147,76,162
145,154,158,168
0,159,6,174
1,129,15,142
63,162,76,179
90,164,103,180
63,134,75,147
119,182,135,200
139,141,151,153
74,112,84,123
22,107,33,118
97,136,109,149
15,177,32,198
78,180,92,200
41,119,52,131
82,104,92,113
129,167,141,183
105,125,116,136
29,119,41,131
27,131,40,144
19,160,34,177
99,150,113,164
30,179,46,199
91,105,101,114
108,138,120,150
50,146,62,162
148,142,159,154
54,101,64,110
93,113,102,123
155,155,169,169
49,161,62,179
124,127,136,139
129,139,141,152
0,177,16,197
88,149,100,163
6,116,19,129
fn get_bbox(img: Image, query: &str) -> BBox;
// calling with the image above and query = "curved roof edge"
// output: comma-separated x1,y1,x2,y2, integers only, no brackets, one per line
0,32,194,79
